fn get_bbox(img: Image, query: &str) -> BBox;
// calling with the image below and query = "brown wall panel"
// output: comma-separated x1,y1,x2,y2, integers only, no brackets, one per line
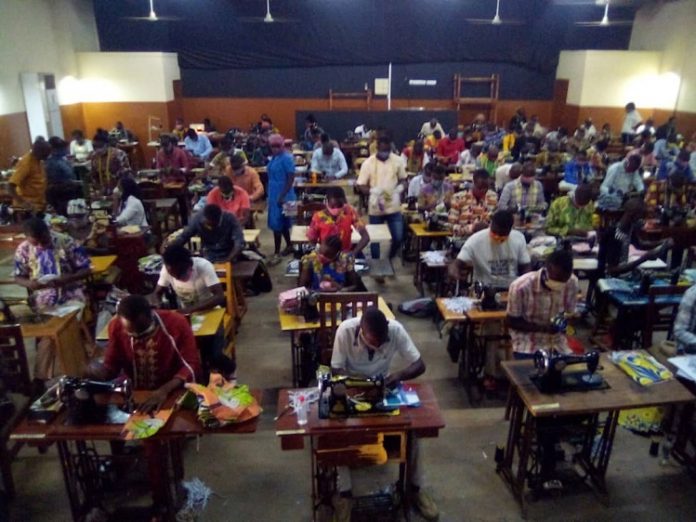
0,112,31,169
60,103,85,138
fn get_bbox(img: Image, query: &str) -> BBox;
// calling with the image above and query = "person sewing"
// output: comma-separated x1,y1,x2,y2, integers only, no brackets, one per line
91,131,130,194
545,184,595,238
330,307,437,522
477,145,500,176
407,162,433,199
402,140,427,175
208,136,247,177
156,134,189,183
495,162,522,193
559,150,595,192
171,117,187,141
458,141,483,169
184,128,213,162
310,134,348,179
449,210,531,289
14,217,91,389
169,203,244,263
419,117,444,139
298,235,359,292
112,176,149,228
306,187,369,255
507,249,578,358
9,137,50,213
226,154,264,203
154,245,235,379
600,154,644,200
110,121,134,142
448,168,498,235
436,128,465,165
498,161,546,213
417,165,454,212
205,175,251,225
69,130,93,162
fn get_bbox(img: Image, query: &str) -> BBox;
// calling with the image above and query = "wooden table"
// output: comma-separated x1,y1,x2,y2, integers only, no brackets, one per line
436,297,508,404
279,296,394,387
276,382,445,521
89,255,117,275
12,389,260,521
20,311,86,377
290,224,391,245
294,178,356,190
408,223,451,262
498,354,695,518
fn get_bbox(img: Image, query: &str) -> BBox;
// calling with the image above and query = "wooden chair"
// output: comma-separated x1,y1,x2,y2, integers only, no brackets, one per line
213,262,242,358
296,201,326,226
316,292,378,366
643,285,690,349
0,324,32,498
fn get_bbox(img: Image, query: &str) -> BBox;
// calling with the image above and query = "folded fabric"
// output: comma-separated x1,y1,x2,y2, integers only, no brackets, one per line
185,375,261,428
610,350,673,386
123,407,174,440
279,286,308,312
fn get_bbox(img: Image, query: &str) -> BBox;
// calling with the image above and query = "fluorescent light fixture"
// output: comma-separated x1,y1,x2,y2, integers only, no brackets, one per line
408,79,437,86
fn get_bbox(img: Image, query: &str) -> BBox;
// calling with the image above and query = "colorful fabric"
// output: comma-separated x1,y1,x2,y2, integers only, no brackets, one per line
307,204,364,252
498,178,546,211
477,155,498,176
402,146,425,173
9,152,47,210
301,250,354,291
13,231,90,310
545,195,595,237
507,270,579,354
103,310,201,390
185,379,262,428
563,161,595,185
644,180,688,212
618,407,665,434
448,188,498,235
91,147,130,188
417,181,454,211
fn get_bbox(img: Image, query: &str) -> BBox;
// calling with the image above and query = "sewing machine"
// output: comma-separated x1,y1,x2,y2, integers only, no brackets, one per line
58,377,134,425
533,349,602,394
318,374,397,419
473,281,504,311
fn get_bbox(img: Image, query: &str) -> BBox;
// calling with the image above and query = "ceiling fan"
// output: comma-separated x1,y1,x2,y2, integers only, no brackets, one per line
237,0,299,24
123,0,181,22
575,1,633,27
466,0,524,26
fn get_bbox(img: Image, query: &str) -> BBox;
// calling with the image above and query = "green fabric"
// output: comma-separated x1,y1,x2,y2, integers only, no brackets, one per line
545,195,595,237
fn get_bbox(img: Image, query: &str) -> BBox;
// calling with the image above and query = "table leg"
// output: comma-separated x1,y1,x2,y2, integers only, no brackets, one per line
576,410,619,502
144,439,177,520
290,331,299,388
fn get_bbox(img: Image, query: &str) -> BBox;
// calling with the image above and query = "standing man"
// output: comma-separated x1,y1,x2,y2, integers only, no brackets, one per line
621,102,643,145
310,135,348,179
507,250,578,358
331,307,437,522
9,138,50,213
419,118,444,139
357,136,407,262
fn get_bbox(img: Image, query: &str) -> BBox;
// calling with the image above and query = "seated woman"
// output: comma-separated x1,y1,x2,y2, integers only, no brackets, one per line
113,176,149,228
307,187,369,255
299,235,359,292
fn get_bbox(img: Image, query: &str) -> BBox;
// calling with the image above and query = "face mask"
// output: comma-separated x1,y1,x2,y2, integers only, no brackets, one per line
543,269,566,292
432,180,443,189
376,151,390,161
489,231,508,243
222,192,233,201
326,205,341,217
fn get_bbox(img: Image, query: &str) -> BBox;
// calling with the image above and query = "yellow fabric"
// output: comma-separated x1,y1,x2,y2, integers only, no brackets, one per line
9,152,46,209
502,133,516,153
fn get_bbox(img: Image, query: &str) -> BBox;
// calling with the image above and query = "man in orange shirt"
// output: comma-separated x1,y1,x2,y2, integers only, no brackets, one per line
9,138,51,212
206,175,251,225
226,154,264,203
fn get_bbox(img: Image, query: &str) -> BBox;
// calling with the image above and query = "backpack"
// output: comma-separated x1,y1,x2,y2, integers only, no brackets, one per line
397,298,435,318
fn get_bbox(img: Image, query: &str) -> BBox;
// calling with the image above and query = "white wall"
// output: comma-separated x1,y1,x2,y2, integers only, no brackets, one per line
630,0,696,113
0,0,99,115
76,52,180,103
556,50,677,109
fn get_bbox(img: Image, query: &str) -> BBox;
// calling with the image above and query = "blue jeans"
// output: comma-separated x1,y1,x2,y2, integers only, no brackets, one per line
369,212,403,260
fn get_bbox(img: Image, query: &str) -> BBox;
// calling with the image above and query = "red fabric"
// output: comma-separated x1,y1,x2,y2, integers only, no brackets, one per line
307,205,363,252
156,147,189,171
436,137,465,164
206,186,251,221
104,310,201,390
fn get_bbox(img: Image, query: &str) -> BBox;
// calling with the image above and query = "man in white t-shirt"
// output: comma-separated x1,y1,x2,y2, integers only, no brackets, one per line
154,245,235,378
331,307,437,522
449,210,531,289
495,162,522,192
621,102,643,145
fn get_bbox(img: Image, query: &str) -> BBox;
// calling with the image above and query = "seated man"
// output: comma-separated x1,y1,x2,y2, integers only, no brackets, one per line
448,168,498,235
171,117,187,141
498,161,546,213
449,210,530,289
9,138,50,213
184,128,213,161
600,155,644,200
206,175,251,225
331,307,436,522
495,162,522,193
208,136,246,177
299,235,359,292
559,150,595,192
307,187,369,255
662,149,695,182
545,184,595,237
477,145,500,176
154,245,235,378
87,294,200,411
14,217,91,386
436,128,465,165
674,284,696,354
507,249,578,358
226,154,264,203
170,203,244,263
156,134,189,183
458,141,483,169
407,162,433,199
310,134,348,179
417,165,454,211
110,121,134,142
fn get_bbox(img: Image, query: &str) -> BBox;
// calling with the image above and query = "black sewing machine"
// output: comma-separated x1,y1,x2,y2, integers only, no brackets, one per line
58,377,134,425
532,349,603,394
318,374,397,418
473,281,504,311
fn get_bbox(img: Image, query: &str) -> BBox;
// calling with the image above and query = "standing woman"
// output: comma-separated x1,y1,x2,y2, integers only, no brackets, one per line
267,134,296,265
